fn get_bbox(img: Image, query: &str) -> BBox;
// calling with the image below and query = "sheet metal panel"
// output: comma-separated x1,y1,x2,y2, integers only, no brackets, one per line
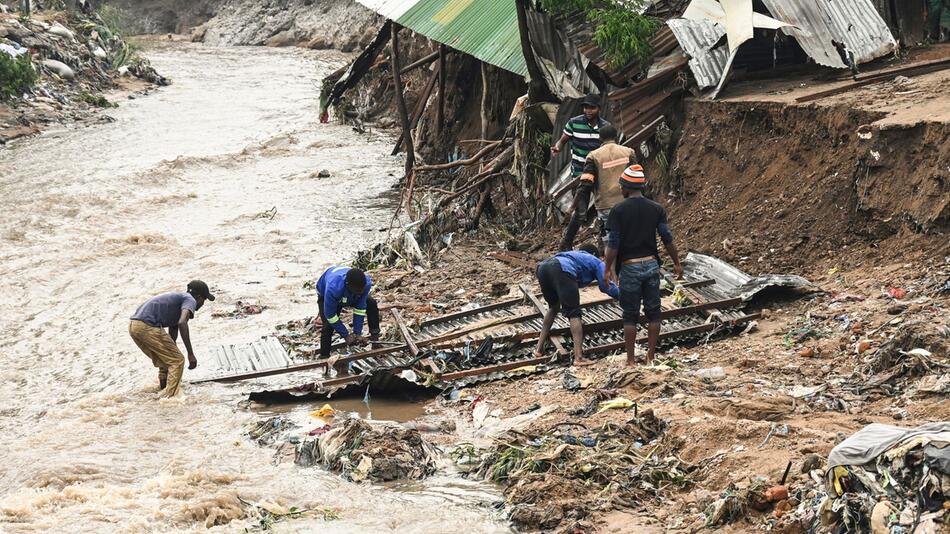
356,0,528,76
667,17,729,88
761,0,897,68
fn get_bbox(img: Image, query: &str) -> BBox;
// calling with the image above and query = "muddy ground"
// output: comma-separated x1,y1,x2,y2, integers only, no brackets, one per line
341,56,950,532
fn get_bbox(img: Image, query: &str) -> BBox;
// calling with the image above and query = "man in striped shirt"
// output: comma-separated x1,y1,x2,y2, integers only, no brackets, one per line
552,94,611,250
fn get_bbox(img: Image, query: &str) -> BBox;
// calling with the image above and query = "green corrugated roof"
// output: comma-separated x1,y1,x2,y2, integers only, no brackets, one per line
394,0,528,76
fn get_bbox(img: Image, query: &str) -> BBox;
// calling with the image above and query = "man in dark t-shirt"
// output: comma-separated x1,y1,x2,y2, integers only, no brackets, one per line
604,165,683,367
129,280,214,397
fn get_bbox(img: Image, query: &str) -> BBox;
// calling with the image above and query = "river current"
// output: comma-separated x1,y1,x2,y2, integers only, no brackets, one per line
0,41,506,533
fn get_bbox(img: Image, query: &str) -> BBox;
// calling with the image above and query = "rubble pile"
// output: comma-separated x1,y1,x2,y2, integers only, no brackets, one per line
295,418,439,482
0,9,167,143
454,409,694,532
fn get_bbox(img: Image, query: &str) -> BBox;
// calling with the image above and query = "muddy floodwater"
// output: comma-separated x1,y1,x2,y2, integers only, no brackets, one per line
0,42,506,533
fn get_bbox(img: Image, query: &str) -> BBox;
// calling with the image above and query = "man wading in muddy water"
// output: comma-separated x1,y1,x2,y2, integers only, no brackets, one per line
533,243,620,366
552,93,611,251
129,280,214,397
316,266,380,359
604,166,683,367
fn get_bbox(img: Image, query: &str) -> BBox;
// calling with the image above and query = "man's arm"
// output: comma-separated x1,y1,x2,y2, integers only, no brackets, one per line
322,288,350,339
177,308,198,369
597,261,620,299
657,209,683,279
604,244,619,287
351,286,369,337
551,132,571,154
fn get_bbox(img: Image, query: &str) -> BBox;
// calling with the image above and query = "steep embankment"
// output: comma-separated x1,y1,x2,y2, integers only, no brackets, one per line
665,99,949,277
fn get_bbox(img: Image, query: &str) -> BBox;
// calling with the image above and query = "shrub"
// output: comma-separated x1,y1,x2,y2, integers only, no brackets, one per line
539,0,660,69
0,53,38,101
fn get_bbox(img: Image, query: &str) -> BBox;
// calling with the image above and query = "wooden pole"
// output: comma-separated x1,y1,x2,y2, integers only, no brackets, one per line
390,23,415,176
392,64,440,156
399,51,439,75
480,62,489,142
437,44,447,135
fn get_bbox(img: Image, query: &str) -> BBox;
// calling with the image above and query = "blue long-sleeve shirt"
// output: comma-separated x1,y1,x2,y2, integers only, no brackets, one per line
316,266,372,337
553,251,620,299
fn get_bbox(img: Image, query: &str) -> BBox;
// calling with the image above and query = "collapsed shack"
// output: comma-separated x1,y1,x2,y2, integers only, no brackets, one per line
190,252,814,403
246,415,439,483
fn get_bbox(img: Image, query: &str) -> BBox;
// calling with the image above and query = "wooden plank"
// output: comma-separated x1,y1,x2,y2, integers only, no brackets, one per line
519,284,568,356
391,309,419,356
392,308,440,374
584,312,760,355
190,343,409,384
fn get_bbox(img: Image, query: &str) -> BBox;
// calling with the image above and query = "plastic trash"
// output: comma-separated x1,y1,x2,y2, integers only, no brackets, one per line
310,404,335,419
692,367,726,381
596,397,634,413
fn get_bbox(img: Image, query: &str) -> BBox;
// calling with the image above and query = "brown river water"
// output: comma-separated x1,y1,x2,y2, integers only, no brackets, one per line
0,42,506,533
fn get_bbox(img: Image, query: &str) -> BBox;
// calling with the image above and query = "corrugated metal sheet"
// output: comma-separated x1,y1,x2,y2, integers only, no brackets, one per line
667,17,729,88
194,336,293,382
760,0,898,68
243,254,803,399
355,0,528,76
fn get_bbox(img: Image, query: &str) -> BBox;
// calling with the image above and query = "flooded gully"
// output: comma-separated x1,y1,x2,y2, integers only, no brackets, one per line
0,42,506,533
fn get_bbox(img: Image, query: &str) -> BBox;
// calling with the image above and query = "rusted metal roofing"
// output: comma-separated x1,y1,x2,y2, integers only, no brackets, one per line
760,0,898,69
355,0,528,76
230,254,809,400
665,18,728,89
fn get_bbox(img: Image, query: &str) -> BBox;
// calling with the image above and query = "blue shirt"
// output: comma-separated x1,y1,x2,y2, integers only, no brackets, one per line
131,292,197,328
316,267,372,337
553,251,620,299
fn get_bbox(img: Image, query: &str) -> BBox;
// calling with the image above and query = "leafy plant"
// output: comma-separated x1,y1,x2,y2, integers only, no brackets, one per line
0,53,38,101
589,6,661,68
78,92,117,108
538,0,660,69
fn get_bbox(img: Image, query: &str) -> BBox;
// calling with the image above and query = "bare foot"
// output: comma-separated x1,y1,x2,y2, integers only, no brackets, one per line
574,357,596,367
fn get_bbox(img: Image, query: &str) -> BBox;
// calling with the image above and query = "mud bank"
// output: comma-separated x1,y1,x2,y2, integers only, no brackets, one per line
665,98,950,276
0,9,166,144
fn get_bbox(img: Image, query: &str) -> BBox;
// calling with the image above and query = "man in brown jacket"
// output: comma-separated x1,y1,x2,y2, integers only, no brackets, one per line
560,125,636,249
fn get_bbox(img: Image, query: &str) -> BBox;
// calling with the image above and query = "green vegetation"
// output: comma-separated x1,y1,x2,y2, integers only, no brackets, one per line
97,4,134,39
78,92,118,108
539,0,661,68
0,53,38,101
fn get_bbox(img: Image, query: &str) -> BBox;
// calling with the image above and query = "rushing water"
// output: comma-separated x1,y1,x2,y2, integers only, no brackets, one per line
0,42,506,533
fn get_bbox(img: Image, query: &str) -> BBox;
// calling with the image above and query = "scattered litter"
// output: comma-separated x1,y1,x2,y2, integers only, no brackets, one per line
692,367,726,381
596,397,634,413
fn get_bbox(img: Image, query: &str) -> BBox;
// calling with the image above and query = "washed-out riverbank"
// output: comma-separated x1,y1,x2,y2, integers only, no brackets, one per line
0,41,506,533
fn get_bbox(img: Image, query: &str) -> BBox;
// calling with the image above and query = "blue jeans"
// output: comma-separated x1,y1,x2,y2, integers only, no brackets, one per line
620,260,661,325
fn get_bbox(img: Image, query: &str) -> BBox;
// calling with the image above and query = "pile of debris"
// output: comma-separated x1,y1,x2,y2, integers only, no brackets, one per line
453,408,694,532
0,8,167,143
245,413,439,483
295,418,439,482
703,423,950,533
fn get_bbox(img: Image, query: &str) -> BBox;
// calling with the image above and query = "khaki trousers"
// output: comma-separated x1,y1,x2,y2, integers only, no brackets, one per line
129,319,184,397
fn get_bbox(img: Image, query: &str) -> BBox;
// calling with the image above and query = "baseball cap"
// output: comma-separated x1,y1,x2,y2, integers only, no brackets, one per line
187,280,215,301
